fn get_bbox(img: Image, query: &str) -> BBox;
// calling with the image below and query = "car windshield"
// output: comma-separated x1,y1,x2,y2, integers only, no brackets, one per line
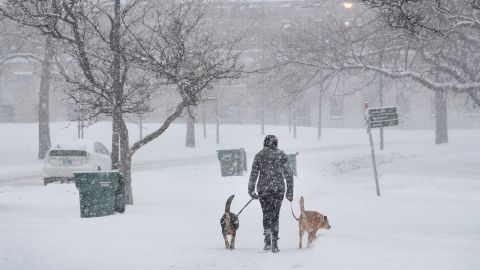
49,150,87,157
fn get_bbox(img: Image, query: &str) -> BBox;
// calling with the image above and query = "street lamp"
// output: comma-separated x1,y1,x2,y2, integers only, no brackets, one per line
343,2,353,27
343,2,353,9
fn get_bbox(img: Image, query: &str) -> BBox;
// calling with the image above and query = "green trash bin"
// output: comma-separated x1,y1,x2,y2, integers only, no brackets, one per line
217,148,247,177
287,152,299,177
74,171,125,218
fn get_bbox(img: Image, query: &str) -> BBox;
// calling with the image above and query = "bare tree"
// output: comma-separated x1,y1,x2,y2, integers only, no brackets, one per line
361,0,480,107
122,0,242,202
1,1,168,204
270,1,480,144
358,0,480,143
0,0,149,170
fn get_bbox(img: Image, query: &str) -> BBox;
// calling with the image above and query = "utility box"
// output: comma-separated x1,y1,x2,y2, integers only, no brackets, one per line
287,152,299,177
74,171,125,218
217,148,247,177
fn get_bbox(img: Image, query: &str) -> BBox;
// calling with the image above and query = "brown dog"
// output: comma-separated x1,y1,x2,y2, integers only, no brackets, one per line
220,195,239,250
293,196,331,248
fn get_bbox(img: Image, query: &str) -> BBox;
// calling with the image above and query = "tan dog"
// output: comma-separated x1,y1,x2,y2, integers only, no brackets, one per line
292,196,331,248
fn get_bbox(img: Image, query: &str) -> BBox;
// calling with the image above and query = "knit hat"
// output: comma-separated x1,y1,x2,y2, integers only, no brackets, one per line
263,135,278,148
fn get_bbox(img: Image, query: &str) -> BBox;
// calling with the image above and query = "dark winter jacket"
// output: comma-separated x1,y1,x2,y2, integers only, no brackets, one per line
248,147,294,198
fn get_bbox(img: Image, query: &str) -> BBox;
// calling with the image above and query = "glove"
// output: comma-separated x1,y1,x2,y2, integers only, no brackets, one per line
286,194,293,202
250,192,259,200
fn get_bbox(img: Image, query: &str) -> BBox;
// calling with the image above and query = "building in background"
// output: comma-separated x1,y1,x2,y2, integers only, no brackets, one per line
0,59,40,122
0,0,478,129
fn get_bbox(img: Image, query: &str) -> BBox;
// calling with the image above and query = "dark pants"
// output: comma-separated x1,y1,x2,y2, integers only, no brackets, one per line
259,190,284,237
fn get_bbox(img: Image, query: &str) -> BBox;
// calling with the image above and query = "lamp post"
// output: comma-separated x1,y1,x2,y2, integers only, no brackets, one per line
343,2,353,27
343,2,353,9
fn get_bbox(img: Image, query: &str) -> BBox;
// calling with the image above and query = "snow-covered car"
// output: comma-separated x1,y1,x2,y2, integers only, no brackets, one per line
43,140,111,185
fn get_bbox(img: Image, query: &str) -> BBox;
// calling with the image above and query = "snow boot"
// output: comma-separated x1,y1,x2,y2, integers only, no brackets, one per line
263,229,272,250
271,231,280,253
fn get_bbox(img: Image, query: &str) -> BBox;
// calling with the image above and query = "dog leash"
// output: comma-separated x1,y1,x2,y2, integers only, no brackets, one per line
237,198,254,217
290,201,300,221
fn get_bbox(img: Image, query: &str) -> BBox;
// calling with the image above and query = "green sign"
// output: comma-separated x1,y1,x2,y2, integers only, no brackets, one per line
369,113,398,122
370,119,399,128
368,107,397,115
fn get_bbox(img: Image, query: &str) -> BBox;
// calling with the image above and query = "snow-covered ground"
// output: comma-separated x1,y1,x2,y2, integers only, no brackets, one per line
0,122,479,270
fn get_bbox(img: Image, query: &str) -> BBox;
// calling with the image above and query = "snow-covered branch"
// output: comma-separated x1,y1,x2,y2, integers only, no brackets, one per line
0,53,43,65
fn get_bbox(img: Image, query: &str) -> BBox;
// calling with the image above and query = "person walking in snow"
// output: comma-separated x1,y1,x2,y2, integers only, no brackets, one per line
248,135,294,253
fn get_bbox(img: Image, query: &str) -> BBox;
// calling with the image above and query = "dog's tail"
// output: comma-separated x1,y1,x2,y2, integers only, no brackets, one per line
300,196,306,215
225,194,235,213
290,201,300,221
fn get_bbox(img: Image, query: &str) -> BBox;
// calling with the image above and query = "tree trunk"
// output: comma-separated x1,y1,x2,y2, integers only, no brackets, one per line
139,116,143,140
111,112,121,169
435,90,448,144
202,103,207,139
293,104,298,139
318,90,322,140
119,118,133,205
123,153,133,205
38,35,53,160
77,119,84,139
185,110,196,148
273,106,278,125
111,0,123,169
216,97,220,144
260,93,265,135
288,107,292,133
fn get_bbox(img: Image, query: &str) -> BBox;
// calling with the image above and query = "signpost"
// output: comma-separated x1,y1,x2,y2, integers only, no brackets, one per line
364,103,399,196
